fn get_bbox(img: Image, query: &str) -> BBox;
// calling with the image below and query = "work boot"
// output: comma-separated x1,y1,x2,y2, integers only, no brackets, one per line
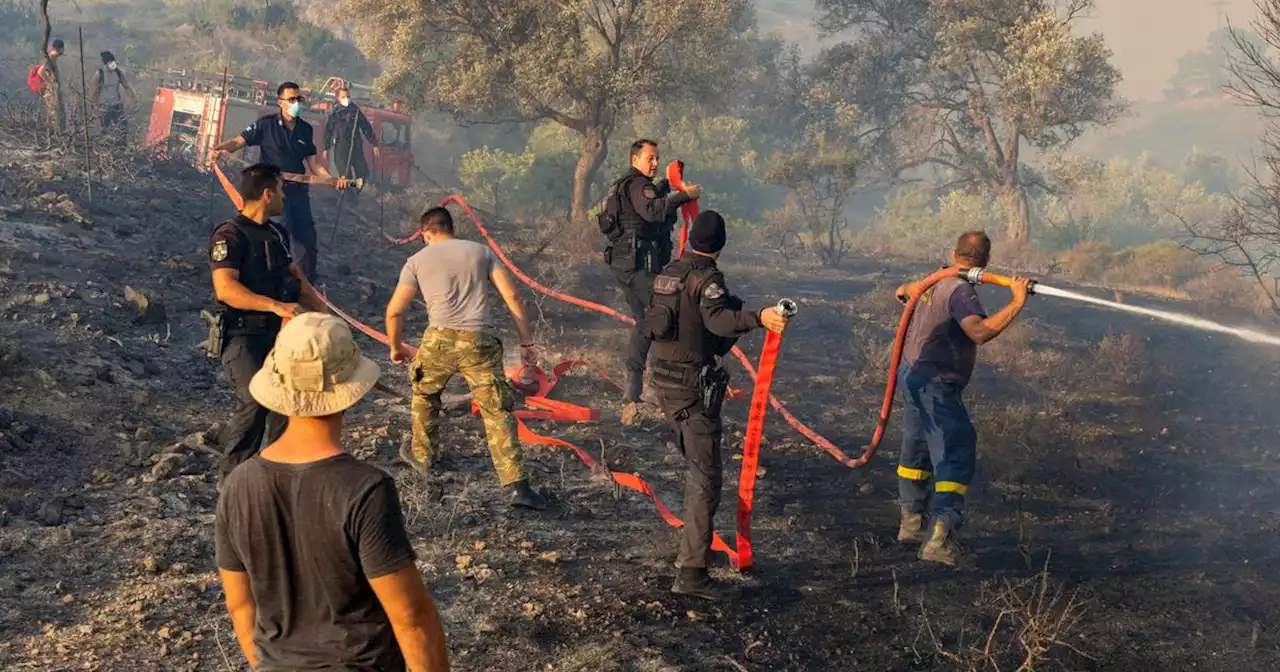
919,519,973,567
509,480,548,510
670,567,723,601
621,401,642,427
898,509,926,544
398,439,430,476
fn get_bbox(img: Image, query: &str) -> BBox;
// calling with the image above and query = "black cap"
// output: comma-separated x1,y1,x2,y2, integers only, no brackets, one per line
101,51,115,64
51,39,64,50
689,210,727,254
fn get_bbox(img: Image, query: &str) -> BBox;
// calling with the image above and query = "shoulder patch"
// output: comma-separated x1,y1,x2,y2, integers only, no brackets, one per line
244,124,255,133
653,275,682,295
210,240,228,262
703,282,725,300
643,184,657,199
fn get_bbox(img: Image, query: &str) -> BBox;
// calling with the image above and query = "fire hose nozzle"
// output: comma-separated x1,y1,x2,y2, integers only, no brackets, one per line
962,268,1038,294
777,298,798,318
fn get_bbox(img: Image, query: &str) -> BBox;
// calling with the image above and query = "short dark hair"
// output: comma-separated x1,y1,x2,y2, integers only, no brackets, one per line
100,51,115,64
277,81,300,97
420,206,454,235
955,231,992,267
50,39,64,51
239,163,282,202
630,139,657,159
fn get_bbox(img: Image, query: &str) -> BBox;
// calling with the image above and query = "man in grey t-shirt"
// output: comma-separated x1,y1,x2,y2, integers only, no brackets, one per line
385,207,546,510
891,231,1030,566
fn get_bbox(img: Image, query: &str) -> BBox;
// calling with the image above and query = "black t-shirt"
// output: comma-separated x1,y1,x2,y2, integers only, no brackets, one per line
215,454,417,671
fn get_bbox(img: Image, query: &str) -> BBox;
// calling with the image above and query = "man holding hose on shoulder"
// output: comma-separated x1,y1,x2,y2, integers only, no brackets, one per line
891,231,1030,566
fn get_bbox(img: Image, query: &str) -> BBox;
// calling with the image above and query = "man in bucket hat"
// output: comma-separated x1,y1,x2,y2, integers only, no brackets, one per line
215,313,451,671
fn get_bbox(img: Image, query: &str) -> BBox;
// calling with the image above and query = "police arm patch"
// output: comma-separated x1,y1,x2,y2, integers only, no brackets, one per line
643,184,657,199
703,282,725,300
211,240,228,262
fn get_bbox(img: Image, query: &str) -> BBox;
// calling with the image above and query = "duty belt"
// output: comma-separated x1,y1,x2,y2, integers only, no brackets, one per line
224,311,281,333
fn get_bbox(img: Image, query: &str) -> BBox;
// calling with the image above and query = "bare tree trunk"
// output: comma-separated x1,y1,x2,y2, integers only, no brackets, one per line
999,185,1031,243
570,125,609,229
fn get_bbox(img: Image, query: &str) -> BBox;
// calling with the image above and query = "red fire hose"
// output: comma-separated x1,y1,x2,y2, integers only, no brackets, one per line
854,266,1034,468
209,159,811,570
665,160,698,259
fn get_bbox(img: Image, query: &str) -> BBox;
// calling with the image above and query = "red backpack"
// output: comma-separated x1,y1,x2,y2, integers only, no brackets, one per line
27,63,43,94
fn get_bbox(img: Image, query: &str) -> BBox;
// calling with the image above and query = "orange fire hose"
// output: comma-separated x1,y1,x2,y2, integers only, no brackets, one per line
665,160,698,259
854,266,1033,468
734,298,797,570
209,160,798,569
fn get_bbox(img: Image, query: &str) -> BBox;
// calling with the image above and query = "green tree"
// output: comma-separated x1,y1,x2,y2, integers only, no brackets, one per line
1166,27,1266,102
338,0,753,228
815,0,1126,243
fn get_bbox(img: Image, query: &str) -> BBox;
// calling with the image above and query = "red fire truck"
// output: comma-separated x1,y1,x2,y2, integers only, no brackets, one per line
144,71,412,190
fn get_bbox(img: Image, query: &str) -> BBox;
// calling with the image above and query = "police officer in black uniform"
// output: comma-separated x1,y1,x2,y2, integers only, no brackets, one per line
644,210,791,600
598,139,702,426
206,163,328,481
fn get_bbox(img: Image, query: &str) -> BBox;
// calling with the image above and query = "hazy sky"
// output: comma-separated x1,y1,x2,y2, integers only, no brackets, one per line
759,0,1264,102
1080,0,1260,101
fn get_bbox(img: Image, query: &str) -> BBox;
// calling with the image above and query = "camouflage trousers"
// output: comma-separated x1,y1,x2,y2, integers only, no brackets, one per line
408,326,525,486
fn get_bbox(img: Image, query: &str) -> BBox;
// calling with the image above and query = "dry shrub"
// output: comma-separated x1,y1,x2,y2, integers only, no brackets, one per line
1185,268,1268,316
1102,241,1200,291
996,240,1056,275
847,321,893,386
1091,330,1146,392
981,320,1035,377
918,556,1093,672
1054,241,1115,281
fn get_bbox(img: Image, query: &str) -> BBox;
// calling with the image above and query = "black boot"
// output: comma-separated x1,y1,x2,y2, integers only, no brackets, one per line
509,480,548,510
670,567,723,601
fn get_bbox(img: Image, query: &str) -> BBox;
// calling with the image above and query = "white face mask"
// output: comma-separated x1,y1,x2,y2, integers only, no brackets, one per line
339,97,350,107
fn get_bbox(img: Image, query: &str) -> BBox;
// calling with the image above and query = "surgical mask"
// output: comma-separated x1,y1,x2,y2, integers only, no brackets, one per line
106,62,117,71
285,101,301,117
339,97,350,107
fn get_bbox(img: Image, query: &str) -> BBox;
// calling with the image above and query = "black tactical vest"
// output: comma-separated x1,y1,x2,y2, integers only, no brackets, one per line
218,217,299,332
645,258,723,367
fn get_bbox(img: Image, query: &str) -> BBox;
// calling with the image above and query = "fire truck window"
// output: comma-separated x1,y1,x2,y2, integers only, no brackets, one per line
379,121,408,149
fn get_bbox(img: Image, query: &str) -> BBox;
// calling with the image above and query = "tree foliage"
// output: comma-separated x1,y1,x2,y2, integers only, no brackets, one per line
814,0,1125,243
1181,0,1280,315
338,0,754,228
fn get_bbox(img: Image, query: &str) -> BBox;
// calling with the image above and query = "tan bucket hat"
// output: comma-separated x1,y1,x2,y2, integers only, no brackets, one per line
249,312,381,417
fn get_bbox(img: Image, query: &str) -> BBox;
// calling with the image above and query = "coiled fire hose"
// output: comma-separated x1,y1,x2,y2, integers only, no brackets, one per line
209,160,816,570
854,266,1037,468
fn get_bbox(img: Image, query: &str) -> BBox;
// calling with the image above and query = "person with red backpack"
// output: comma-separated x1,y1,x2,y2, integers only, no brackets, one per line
28,39,64,141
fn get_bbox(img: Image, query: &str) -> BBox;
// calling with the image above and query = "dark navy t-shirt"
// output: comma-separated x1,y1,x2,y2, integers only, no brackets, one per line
239,112,316,175
901,276,986,386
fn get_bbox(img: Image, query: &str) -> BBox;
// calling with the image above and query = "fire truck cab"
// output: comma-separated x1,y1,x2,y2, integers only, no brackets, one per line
144,71,411,191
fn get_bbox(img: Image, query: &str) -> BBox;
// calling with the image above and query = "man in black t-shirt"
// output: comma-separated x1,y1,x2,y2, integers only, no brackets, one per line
215,313,450,671
891,231,1030,567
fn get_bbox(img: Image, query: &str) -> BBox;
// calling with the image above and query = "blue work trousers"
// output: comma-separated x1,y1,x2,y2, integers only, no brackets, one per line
896,363,977,530
283,182,318,283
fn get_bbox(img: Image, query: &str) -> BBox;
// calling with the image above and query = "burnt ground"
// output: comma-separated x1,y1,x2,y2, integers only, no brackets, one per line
0,145,1279,672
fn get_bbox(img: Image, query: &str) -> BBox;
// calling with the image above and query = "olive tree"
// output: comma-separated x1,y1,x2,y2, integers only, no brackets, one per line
337,0,753,226
815,0,1125,243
